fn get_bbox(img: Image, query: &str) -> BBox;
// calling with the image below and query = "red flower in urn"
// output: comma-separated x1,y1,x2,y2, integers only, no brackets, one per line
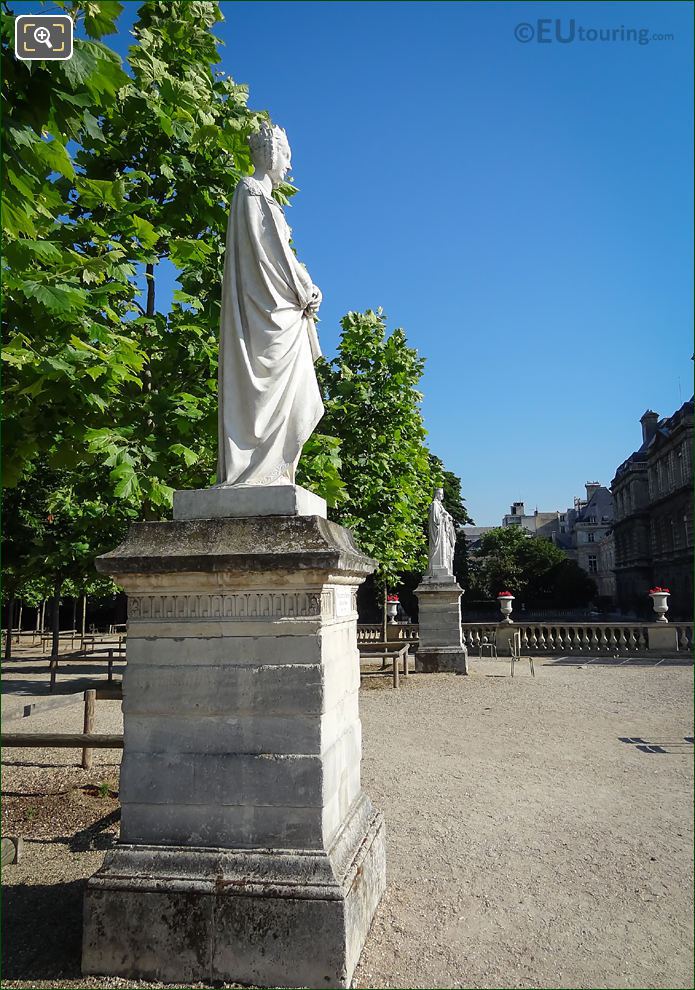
386,594,400,603
649,587,670,595
497,591,514,598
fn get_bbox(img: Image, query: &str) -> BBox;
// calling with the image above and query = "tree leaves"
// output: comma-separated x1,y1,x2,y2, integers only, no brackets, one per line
170,443,199,467
110,461,140,499
303,309,439,586
83,1,124,39
19,280,88,314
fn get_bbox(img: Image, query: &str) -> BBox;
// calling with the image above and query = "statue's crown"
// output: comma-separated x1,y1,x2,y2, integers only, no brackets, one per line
249,123,288,164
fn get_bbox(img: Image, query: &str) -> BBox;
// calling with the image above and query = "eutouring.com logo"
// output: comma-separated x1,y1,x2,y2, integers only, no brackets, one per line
514,19,674,45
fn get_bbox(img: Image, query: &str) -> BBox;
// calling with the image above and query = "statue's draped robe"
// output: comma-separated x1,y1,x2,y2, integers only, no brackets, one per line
217,177,324,486
428,499,456,575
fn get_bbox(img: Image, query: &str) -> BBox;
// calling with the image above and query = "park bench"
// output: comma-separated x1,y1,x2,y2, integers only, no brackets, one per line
80,633,126,654
359,642,411,688
48,644,125,693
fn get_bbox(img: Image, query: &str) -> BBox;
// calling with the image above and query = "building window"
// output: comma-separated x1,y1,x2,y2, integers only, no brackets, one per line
560,515,565,522
560,526,565,533
588,532,595,543
588,555,598,573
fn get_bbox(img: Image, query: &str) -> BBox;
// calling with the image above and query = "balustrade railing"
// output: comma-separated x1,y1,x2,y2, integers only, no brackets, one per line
357,624,419,644
674,624,694,652
513,623,650,654
358,621,691,655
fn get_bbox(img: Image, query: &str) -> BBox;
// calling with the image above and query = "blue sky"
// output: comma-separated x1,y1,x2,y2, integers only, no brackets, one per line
23,0,695,523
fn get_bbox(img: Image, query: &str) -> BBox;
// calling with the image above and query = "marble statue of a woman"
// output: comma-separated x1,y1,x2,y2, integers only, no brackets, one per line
217,124,324,487
427,488,457,578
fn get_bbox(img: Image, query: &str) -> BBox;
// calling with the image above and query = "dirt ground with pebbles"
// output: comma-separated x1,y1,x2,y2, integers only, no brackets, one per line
2,658,693,989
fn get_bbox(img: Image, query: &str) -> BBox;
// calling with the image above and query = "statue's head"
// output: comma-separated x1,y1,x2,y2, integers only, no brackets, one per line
434,488,444,501
249,123,291,187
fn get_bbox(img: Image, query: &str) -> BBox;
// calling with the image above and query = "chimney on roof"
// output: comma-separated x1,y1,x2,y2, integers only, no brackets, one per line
640,410,659,444
585,482,600,502
511,501,524,516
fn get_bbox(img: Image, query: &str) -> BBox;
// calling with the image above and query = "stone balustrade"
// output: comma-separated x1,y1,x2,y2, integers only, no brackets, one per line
674,623,694,651
488,623,651,654
357,621,693,655
357,624,419,643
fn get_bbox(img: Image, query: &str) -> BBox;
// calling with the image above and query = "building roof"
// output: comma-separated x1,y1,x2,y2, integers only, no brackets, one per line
574,485,614,524
613,398,694,482
649,397,694,451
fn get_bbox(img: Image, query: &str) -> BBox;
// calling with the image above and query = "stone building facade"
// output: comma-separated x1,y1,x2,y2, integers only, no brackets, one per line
502,502,561,540
596,531,616,601
553,483,616,600
611,402,693,619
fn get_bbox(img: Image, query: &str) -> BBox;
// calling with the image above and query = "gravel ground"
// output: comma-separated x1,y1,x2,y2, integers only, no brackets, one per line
2,659,693,989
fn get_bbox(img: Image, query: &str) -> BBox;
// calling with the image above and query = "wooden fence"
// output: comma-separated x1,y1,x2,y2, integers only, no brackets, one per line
1,687,124,768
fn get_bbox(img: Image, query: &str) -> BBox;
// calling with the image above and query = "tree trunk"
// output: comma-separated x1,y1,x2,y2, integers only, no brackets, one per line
4,598,14,660
144,263,155,435
71,597,77,634
382,584,388,645
81,594,87,637
145,262,155,317
40,599,46,633
17,603,22,637
49,582,62,693
50,582,61,658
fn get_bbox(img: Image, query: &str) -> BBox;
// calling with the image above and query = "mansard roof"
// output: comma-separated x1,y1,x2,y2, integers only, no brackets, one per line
613,397,694,481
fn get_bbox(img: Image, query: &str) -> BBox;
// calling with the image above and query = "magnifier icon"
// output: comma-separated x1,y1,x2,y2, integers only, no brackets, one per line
33,26,52,48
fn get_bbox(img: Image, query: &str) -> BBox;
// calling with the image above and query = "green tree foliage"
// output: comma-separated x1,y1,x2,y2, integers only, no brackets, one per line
469,527,528,597
4,0,342,515
525,558,598,607
3,4,468,622
2,0,135,489
3,1,269,509
306,309,438,586
469,526,597,606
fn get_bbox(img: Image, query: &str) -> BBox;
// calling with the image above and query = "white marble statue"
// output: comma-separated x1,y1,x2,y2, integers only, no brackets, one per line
217,124,324,486
427,488,457,577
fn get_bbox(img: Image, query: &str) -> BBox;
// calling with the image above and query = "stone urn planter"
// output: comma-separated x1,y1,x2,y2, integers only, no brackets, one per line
497,592,514,624
386,595,399,623
649,587,670,623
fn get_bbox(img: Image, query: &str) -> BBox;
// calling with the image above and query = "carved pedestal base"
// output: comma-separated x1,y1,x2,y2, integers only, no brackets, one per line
83,796,385,988
82,514,385,988
415,576,468,674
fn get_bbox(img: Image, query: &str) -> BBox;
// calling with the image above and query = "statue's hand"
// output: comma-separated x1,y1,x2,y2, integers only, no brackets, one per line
305,285,322,316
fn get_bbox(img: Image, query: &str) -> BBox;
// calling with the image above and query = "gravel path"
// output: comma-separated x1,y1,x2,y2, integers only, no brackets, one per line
2,659,693,989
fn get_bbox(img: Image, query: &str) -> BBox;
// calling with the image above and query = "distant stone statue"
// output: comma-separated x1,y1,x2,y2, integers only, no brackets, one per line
427,488,456,578
217,123,324,487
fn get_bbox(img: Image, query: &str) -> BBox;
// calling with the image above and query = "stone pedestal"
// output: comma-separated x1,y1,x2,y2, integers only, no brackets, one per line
647,623,679,653
82,513,385,988
414,575,468,674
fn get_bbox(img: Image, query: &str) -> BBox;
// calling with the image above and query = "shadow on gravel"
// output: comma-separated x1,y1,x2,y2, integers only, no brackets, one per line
3,878,84,981
66,808,120,852
545,656,693,667
619,735,695,756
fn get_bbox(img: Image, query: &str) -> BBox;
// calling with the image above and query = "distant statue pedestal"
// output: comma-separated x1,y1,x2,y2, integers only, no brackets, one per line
415,488,467,674
82,494,386,988
414,573,468,674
